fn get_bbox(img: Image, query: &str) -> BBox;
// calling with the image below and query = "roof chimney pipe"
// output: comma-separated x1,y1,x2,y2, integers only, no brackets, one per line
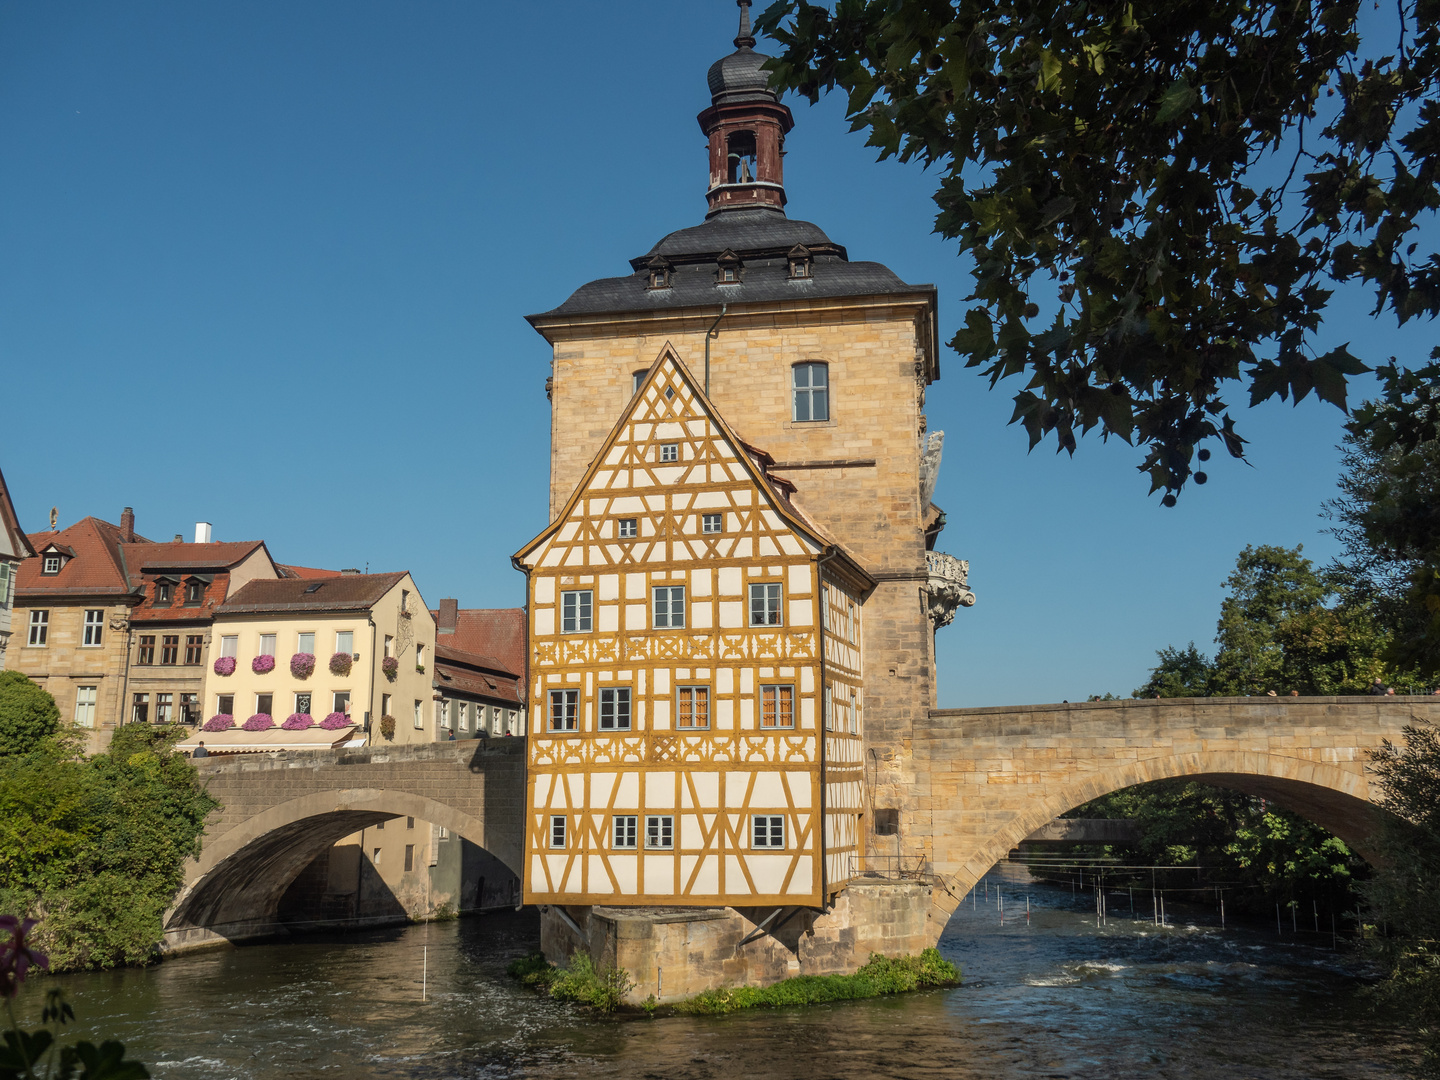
120,507,135,544
438,598,458,634
195,522,212,544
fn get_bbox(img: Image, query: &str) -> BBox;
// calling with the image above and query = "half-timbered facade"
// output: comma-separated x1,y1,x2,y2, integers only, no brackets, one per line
515,347,872,907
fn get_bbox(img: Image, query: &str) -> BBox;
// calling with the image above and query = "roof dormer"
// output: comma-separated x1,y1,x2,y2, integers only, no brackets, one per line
788,244,813,279
39,544,74,575
715,248,743,285
645,255,674,290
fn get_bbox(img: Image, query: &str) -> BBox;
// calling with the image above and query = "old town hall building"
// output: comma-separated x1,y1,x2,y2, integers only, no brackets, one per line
516,2,972,993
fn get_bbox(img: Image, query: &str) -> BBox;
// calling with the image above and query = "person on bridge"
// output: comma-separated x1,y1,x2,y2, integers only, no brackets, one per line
1370,677,1389,695
192,741,208,758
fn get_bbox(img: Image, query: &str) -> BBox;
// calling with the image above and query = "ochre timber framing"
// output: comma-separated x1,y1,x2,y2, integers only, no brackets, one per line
514,345,873,908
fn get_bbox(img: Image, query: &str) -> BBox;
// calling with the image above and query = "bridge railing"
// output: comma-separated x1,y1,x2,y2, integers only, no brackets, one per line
849,854,932,882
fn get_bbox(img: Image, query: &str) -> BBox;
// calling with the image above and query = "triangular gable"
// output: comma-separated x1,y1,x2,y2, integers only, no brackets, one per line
0,467,34,561
515,344,864,578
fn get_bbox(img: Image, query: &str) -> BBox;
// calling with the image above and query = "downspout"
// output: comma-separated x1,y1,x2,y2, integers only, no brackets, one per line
815,546,838,908
511,554,532,899
704,303,727,396
367,614,377,734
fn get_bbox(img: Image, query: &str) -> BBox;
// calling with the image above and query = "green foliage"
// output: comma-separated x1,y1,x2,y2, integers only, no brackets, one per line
1364,721,1440,1073
506,951,560,989
1,988,150,1079
0,722,218,971
1064,780,1361,914
677,949,959,1014
756,0,1440,500
0,673,60,758
546,954,634,1013
1133,642,1213,698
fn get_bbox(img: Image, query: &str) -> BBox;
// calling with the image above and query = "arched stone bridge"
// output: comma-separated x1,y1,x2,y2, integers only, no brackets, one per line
163,739,524,954
900,696,1440,940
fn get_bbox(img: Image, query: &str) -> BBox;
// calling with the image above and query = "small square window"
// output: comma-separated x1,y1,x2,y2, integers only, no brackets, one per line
550,815,567,849
42,555,61,575
336,630,354,655
613,815,638,849
702,513,723,534
217,693,234,716
220,635,238,658
259,633,277,657
599,687,631,730
752,815,785,849
659,443,679,463
298,632,315,654
760,685,794,729
749,582,783,627
618,518,638,539
653,585,685,629
677,685,709,729
561,590,593,633
549,689,579,731
646,815,673,849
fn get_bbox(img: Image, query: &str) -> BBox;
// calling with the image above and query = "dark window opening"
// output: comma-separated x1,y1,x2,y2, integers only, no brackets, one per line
726,131,757,184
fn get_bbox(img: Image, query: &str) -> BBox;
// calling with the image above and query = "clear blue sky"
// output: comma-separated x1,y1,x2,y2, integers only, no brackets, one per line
1,2,1429,706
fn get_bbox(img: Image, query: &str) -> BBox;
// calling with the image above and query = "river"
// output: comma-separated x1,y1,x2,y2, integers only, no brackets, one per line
16,870,1413,1079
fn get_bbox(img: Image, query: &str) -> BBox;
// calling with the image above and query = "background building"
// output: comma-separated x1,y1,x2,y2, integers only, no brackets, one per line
432,599,527,738
0,468,35,668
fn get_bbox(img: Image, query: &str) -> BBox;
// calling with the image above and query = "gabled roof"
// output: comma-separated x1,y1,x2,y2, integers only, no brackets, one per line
514,343,873,591
434,641,524,706
18,517,138,598
216,572,411,615
280,564,345,580
125,540,267,573
430,607,526,677
0,468,35,562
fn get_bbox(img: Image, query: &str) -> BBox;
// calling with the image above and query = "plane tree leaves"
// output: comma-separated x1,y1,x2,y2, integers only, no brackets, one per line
755,0,1440,501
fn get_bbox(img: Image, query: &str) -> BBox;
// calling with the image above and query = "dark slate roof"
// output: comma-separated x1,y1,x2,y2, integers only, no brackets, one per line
636,210,842,266
708,47,776,105
216,572,408,614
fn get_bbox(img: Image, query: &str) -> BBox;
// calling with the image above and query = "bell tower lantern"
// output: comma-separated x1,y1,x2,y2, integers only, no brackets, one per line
699,0,794,215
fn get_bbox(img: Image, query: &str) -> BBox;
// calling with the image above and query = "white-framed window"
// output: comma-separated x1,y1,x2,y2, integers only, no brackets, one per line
154,580,173,605
456,701,469,732
618,518,638,539
561,590,592,633
549,689,579,731
676,685,709,729
73,686,97,728
632,370,647,394
507,709,518,734
702,513,723,534
645,815,674,849
220,635,238,658
42,554,61,575
336,630,354,655
381,692,391,717
653,585,685,628
413,699,423,729
415,643,425,668
156,692,173,724
333,691,350,716
258,633,277,657
27,610,48,646
297,632,315,654
749,582,782,626
255,693,273,717
131,693,149,723
216,693,234,715
659,443,679,463
613,815,638,849
599,687,631,730
752,815,785,848
760,685,794,729
792,362,829,422
550,815,567,849
82,609,104,647
0,563,11,605
384,635,394,658
439,699,449,729
824,686,834,731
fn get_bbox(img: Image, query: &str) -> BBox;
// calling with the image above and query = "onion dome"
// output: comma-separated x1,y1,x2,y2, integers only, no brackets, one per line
706,1,778,105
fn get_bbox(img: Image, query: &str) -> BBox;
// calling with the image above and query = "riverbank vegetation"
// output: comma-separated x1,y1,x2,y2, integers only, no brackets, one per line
0,673,217,972
507,948,959,1015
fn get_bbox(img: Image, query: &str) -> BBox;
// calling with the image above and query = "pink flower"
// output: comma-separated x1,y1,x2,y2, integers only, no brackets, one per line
213,656,237,676
381,656,399,679
289,653,316,679
252,654,276,675
242,713,275,731
203,713,235,732
328,652,353,676
0,915,48,999
319,711,352,730
281,712,314,730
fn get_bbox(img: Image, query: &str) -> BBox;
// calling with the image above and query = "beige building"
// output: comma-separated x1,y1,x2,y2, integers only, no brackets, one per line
196,571,436,745
0,467,36,668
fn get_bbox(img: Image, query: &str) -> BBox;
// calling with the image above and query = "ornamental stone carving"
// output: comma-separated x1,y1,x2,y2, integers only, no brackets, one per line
109,614,130,633
926,551,975,630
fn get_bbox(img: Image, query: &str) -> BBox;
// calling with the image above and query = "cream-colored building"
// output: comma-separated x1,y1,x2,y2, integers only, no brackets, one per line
198,571,436,745
0,467,36,668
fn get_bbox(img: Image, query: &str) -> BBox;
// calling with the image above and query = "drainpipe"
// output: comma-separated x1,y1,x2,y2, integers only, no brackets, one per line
703,303,727,396
366,614,377,733
815,546,838,908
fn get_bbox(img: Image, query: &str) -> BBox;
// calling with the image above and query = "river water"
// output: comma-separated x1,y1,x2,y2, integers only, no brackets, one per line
17,871,1413,1080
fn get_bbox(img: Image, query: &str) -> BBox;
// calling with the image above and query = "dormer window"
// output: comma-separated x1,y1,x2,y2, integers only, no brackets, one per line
42,555,61,575
788,244,813,279
716,249,743,285
155,581,173,606
184,579,205,605
646,256,673,290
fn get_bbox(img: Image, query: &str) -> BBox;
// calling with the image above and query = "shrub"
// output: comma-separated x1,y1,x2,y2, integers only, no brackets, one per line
241,713,274,732
676,950,960,1015
0,671,60,756
329,652,353,676
507,951,559,989
379,714,396,740
319,712,350,730
382,656,399,680
281,713,313,730
547,954,634,1013
289,653,316,679
251,655,275,675
212,656,236,677
201,713,234,733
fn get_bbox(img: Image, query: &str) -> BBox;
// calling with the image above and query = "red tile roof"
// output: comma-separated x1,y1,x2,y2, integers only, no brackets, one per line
126,540,266,572
434,645,524,706
432,608,526,677
0,467,35,561
19,518,141,598
280,564,345,579
217,572,409,614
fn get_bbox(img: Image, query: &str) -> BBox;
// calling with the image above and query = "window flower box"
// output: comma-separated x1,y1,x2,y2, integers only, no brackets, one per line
282,712,314,730
382,656,399,680
242,713,275,731
252,654,276,675
320,711,351,730
415,665,426,675
329,652,353,677
203,713,234,732
289,653,316,679
379,714,396,740
213,656,236,677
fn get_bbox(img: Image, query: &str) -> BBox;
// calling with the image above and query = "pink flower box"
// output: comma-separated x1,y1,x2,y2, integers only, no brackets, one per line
282,712,314,730
203,713,234,732
242,713,275,731
213,656,236,677
319,711,352,730
252,654,276,675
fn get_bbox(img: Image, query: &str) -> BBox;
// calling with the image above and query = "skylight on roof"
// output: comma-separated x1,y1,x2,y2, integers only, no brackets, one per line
304,583,324,594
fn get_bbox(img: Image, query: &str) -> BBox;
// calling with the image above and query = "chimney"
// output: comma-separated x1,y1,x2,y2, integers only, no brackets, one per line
340,567,361,575
195,522,212,544
173,534,183,543
438,598,458,634
120,507,134,543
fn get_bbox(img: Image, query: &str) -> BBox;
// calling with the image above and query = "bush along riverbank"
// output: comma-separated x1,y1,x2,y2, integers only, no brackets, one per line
507,948,960,1015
